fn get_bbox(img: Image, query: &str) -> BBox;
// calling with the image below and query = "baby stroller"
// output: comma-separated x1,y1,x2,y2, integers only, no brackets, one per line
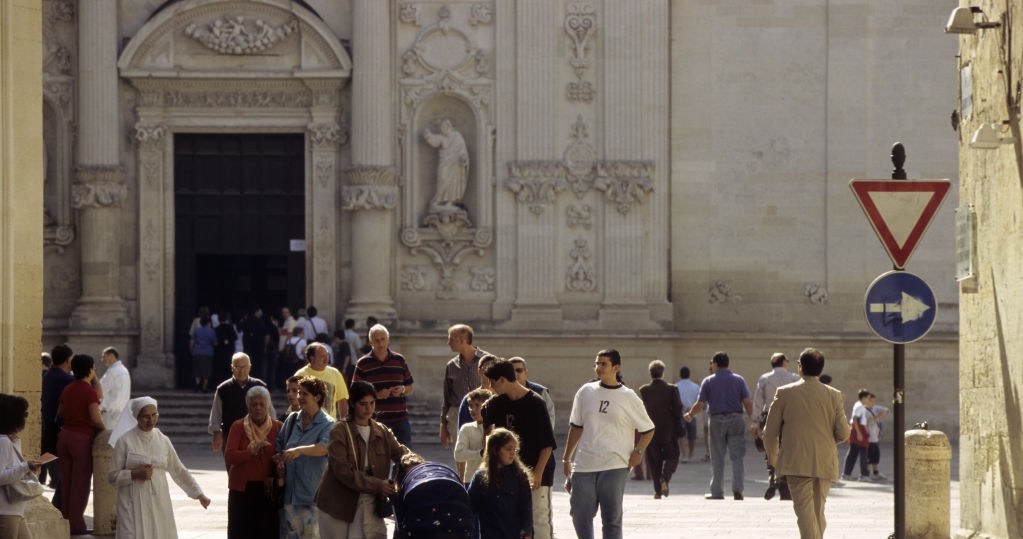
395,462,473,539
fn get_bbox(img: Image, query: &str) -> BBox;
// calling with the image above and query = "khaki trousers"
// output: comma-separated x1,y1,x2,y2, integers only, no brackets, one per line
786,475,831,539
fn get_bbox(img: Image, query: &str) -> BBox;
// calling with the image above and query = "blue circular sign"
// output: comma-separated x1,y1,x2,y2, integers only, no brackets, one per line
863,270,937,344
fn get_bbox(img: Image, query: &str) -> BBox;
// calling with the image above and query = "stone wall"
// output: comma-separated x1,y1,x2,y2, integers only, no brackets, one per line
953,2,1023,537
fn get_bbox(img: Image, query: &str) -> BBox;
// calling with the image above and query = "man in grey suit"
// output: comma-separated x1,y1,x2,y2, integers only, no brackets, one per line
762,347,849,539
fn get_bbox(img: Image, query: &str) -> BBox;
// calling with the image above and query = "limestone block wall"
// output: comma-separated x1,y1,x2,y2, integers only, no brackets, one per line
954,3,1023,537
670,0,958,335
1,0,45,453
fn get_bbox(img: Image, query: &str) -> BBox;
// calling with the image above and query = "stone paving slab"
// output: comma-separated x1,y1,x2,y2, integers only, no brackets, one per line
70,441,957,538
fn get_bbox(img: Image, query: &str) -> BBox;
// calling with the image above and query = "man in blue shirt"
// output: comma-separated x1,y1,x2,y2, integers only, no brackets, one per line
683,351,753,500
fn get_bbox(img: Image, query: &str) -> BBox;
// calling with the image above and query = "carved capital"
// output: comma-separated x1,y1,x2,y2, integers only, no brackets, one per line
345,165,398,186
72,166,127,209
342,185,399,211
308,122,342,150
594,161,655,214
133,123,166,147
506,161,567,214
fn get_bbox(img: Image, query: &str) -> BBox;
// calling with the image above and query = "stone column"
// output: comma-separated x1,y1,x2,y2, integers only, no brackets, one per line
132,122,174,387
70,0,127,330
307,117,342,326
346,0,396,321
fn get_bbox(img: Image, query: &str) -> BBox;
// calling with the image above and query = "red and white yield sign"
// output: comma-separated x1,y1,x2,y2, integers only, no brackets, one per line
849,179,951,269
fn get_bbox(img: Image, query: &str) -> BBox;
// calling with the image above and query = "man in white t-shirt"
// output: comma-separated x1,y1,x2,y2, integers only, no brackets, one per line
562,349,654,539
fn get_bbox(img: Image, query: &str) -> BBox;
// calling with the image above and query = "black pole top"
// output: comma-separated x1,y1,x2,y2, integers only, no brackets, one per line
891,142,907,180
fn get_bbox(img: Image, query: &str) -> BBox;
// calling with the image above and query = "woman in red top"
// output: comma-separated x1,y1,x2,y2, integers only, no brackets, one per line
225,385,282,539
57,354,105,534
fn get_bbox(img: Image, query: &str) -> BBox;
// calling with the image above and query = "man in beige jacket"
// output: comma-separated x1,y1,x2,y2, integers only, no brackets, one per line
762,347,849,539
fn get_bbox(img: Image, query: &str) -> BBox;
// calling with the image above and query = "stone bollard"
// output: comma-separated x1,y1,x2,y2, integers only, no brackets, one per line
905,427,951,539
92,430,117,536
25,495,69,539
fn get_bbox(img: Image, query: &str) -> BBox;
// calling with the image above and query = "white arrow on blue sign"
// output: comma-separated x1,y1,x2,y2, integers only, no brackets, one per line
863,270,937,344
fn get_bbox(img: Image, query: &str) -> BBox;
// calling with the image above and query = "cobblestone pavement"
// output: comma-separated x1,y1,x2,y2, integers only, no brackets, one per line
73,441,958,539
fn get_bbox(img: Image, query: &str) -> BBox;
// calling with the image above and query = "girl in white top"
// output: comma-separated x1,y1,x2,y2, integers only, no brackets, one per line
0,393,43,539
454,388,492,483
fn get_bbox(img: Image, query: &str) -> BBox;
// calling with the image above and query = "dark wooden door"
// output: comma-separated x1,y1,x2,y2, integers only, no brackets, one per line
173,134,305,387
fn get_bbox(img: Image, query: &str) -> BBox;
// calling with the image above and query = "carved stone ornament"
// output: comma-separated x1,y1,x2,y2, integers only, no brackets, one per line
469,266,496,292
469,4,493,26
566,237,596,292
401,265,428,291
308,123,342,149
341,185,399,211
566,203,592,229
564,3,597,79
399,7,487,79
71,166,128,209
185,15,298,55
45,1,74,24
133,123,166,146
399,3,422,26
804,282,829,305
563,116,597,195
566,81,595,102
594,161,654,214
506,161,567,215
345,165,398,186
163,89,312,109
709,280,742,304
401,222,492,299
43,225,75,252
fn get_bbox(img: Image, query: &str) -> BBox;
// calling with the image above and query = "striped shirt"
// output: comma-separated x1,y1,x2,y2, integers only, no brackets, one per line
353,350,415,425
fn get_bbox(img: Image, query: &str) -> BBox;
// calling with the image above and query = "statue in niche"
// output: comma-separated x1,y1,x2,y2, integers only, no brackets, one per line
423,118,469,209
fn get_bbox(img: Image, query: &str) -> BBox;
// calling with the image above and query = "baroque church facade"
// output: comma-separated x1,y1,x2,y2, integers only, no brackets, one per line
40,0,961,430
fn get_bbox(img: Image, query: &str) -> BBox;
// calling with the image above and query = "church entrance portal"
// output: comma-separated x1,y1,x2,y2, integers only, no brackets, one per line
173,134,305,387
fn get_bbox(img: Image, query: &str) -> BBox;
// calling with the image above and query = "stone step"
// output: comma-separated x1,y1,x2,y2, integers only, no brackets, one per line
131,389,439,446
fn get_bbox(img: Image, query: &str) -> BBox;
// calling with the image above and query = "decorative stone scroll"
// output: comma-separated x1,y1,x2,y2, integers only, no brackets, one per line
185,16,298,55
399,3,421,26
804,282,829,304
71,166,127,209
594,161,654,214
564,3,597,79
709,280,742,304
506,161,567,215
308,122,342,149
401,266,428,291
162,89,313,109
133,123,166,146
566,204,592,229
342,166,399,210
45,1,74,24
400,224,492,299
566,237,596,292
469,4,493,26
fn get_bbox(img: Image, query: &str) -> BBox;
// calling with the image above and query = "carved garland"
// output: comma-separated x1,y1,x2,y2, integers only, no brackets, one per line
342,166,399,211
72,166,127,209
185,16,298,55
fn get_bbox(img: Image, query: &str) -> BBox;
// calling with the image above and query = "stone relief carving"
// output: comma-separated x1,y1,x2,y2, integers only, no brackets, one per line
308,122,342,149
566,237,597,292
72,166,126,209
506,161,567,215
45,1,74,24
185,16,298,55
343,166,399,210
594,161,654,214
469,4,493,26
566,204,592,229
566,81,595,103
399,6,487,79
564,3,597,79
401,223,492,299
401,266,428,291
163,89,312,108
469,266,496,292
133,123,166,146
709,280,742,304
804,282,829,304
563,116,598,195
399,3,422,26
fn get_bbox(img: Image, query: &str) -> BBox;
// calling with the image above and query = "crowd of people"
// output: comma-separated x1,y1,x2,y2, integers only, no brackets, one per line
0,318,892,539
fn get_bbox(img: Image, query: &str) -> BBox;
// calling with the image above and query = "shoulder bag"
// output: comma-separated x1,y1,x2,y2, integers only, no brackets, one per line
3,440,44,502
848,419,869,448
343,421,393,520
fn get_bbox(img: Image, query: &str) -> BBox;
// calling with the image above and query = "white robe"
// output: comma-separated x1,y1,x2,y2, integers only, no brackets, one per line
107,427,204,539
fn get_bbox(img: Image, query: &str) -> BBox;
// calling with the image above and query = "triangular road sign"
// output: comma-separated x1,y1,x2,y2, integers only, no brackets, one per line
849,179,951,269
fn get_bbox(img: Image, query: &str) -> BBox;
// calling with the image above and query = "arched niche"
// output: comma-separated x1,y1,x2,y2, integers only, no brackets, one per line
414,94,478,225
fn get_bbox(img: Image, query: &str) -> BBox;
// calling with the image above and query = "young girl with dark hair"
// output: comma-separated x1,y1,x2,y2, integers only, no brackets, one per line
468,428,534,539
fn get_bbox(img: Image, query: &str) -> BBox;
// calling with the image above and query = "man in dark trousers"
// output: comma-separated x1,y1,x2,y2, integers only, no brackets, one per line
41,343,75,507
207,352,269,469
639,359,683,499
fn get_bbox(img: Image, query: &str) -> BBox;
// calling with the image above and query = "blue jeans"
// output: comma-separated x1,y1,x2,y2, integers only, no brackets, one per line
709,413,746,495
569,467,628,539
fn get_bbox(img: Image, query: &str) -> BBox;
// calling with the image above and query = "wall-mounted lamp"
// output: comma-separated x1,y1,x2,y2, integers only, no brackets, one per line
945,7,1002,34
970,123,1015,149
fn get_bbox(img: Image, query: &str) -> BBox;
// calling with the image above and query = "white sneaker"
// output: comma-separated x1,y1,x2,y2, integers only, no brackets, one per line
871,474,888,482
857,475,871,482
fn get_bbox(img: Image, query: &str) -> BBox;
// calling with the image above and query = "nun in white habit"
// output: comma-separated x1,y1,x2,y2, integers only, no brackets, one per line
107,397,211,538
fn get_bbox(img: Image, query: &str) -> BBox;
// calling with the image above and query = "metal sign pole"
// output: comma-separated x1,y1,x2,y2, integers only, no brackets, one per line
890,143,906,539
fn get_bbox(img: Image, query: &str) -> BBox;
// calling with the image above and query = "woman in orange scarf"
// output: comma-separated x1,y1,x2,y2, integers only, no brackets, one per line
225,386,283,539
